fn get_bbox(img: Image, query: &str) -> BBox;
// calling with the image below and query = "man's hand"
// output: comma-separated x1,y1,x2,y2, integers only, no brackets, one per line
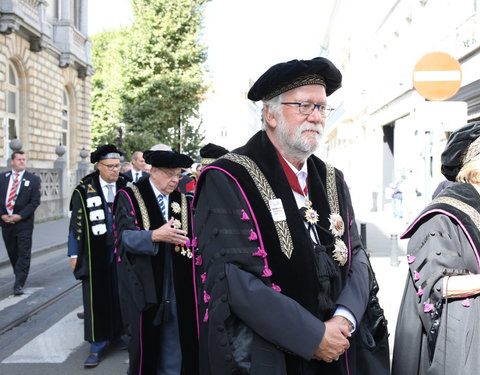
1,214,21,224
70,257,77,270
312,319,351,362
151,218,188,244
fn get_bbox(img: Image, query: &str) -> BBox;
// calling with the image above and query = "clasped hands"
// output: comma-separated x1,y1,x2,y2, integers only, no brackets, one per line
312,315,353,363
1,214,22,224
151,217,188,245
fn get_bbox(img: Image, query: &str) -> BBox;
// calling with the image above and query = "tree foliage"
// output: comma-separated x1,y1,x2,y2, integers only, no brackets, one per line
90,0,209,159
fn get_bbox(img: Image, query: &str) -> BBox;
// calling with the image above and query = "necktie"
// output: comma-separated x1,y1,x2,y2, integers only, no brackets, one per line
106,184,114,203
135,172,139,182
157,193,166,218
6,173,19,211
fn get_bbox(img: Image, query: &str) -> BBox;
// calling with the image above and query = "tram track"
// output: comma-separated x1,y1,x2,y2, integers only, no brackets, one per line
0,281,81,336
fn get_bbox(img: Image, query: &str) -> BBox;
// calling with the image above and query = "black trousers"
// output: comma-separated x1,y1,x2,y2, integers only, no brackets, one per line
2,224,33,289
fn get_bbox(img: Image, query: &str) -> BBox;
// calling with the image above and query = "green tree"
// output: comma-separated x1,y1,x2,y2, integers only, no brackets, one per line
90,29,129,148
121,0,209,158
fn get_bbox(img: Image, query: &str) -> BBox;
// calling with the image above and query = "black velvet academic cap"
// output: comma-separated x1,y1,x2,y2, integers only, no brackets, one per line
441,121,480,181
200,143,229,165
143,150,193,169
247,57,342,101
90,144,121,163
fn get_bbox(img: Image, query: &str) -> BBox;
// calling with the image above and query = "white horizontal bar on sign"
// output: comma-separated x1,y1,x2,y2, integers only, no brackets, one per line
413,70,461,82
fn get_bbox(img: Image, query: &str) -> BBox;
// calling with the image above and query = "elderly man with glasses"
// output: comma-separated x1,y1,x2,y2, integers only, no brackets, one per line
113,149,198,375
192,57,389,375
68,144,129,367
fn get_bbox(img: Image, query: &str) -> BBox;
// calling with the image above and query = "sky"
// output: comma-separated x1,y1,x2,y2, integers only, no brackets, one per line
88,0,335,89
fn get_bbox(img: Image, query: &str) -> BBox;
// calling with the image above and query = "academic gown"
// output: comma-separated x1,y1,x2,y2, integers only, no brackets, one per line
392,182,480,375
69,171,128,343
193,130,375,375
113,177,198,375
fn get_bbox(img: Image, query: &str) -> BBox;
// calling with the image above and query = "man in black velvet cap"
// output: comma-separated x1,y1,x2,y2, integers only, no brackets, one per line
393,121,480,375
193,57,389,374
68,144,129,367
113,149,198,375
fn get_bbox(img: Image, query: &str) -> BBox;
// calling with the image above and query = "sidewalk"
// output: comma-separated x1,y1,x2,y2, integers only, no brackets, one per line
0,217,69,267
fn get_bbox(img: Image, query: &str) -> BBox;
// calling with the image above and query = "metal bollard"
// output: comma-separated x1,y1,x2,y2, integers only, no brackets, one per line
360,223,367,249
390,234,399,266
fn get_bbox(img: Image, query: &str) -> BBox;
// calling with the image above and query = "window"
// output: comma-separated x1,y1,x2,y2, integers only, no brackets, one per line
62,89,70,160
72,0,81,29
5,63,19,158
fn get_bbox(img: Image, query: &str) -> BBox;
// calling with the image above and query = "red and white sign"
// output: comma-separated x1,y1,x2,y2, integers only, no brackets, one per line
412,52,462,101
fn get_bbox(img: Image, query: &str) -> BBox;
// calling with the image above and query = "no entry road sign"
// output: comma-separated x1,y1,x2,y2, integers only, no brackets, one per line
412,52,462,101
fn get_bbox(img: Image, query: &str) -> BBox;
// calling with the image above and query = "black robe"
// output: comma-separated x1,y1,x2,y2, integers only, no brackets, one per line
113,177,198,375
69,171,128,342
193,131,374,375
392,182,480,375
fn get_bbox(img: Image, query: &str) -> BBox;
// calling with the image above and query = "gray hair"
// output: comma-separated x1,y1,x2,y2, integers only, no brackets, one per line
261,94,283,130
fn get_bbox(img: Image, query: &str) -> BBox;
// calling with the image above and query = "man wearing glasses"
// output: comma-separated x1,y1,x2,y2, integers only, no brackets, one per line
193,58,388,374
113,149,198,375
68,144,129,367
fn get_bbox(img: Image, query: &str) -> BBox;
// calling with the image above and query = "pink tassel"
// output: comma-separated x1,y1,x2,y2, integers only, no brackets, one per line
423,303,434,313
262,267,272,277
130,210,135,216
195,255,203,266
185,238,191,248
113,223,116,229
462,298,471,307
241,209,250,221
272,284,281,292
114,231,117,237
136,226,141,230
114,248,117,254
192,237,198,248
417,286,423,296
118,256,121,262
203,308,209,322
252,248,267,258
248,229,258,241
201,272,207,284
203,291,211,303
414,270,420,281
407,255,416,264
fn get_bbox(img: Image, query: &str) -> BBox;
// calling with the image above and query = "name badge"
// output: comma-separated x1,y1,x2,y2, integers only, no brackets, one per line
268,198,286,222
24,180,30,187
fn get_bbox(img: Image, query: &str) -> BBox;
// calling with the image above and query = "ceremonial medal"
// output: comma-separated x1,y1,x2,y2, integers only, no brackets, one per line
328,213,348,266
303,199,319,225
172,219,181,229
171,201,181,214
175,245,180,252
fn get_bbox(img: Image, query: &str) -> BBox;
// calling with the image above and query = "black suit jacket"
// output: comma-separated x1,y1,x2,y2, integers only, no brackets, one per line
0,170,41,230
125,169,150,182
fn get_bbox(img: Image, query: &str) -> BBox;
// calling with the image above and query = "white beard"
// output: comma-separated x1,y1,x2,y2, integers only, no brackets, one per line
276,114,324,161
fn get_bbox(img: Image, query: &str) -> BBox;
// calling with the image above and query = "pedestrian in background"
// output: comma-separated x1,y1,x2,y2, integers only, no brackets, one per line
0,151,41,296
124,151,150,182
114,149,198,375
67,144,129,367
393,121,480,374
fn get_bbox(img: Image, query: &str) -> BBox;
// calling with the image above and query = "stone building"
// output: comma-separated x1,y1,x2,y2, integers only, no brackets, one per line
0,0,92,221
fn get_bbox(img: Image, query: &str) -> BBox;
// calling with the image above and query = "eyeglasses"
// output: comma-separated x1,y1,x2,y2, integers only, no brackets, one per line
99,162,121,170
281,102,334,118
160,169,183,179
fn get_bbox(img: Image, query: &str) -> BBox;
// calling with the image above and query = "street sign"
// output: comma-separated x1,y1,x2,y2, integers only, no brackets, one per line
412,52,462,101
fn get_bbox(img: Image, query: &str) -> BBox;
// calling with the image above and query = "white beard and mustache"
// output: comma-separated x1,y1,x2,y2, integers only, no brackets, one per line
276,113,324,162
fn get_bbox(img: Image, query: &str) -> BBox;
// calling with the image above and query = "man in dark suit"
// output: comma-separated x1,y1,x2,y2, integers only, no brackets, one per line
0,151,41,296
124,151,150,182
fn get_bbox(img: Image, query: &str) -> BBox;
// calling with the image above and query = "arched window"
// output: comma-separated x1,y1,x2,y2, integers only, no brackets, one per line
5,62,19,158
62,89,70,162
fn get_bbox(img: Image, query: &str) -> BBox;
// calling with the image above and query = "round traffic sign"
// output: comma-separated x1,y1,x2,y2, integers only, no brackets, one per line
412,52,462,101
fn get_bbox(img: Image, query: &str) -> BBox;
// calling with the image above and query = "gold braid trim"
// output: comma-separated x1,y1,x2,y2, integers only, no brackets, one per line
131,184,150,230
264,74,326,101
326,163,339,215
460,137,480,166
181,193,188,231
223,153,294,259
201,158,217,165
430,196,480,231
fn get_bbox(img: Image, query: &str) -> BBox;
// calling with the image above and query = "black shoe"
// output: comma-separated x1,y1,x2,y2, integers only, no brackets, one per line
77,311,85,319
84,352,104,367
13,286,24,296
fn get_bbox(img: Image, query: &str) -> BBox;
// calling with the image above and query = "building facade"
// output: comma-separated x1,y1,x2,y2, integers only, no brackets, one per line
0,0,92,220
